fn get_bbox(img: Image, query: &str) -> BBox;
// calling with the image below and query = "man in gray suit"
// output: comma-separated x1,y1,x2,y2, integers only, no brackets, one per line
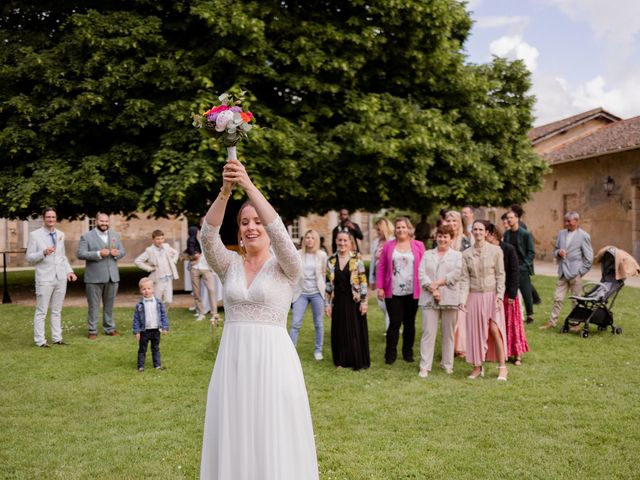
541,211,593,329
26,207,77,347
77,213,125,338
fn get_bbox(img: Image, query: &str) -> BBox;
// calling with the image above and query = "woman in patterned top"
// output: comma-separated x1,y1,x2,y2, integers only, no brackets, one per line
325,231,370,370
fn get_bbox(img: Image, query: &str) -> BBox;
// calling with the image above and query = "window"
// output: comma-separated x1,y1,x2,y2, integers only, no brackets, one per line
290,218,300,241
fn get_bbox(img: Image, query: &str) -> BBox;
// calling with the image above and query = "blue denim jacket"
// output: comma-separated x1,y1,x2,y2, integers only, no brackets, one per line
132,297,169,333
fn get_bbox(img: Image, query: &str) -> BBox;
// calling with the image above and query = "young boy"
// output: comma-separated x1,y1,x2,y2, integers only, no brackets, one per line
134,229,179,306
132,277,169,372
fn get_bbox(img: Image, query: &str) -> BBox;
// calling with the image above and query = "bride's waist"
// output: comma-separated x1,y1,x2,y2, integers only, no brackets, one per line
224,301,288,326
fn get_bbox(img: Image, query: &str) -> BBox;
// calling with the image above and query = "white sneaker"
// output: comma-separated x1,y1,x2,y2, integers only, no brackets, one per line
188,306,196,312
195,314,205,321
314,352,323,361
418,369,429,378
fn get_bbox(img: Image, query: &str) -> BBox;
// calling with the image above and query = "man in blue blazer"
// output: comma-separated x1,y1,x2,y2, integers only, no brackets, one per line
541,211,593,329
76,213,125,338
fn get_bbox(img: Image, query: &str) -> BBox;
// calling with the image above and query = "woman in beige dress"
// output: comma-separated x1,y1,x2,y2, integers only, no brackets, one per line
459,220,508,381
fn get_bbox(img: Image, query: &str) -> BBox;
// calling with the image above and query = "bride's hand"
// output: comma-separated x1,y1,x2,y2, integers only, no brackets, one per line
223,159,254,190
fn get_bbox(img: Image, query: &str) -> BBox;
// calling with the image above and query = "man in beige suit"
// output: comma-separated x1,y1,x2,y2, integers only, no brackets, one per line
26,207,77,347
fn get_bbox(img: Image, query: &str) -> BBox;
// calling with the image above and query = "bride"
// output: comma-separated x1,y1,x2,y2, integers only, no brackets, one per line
199,159,319,479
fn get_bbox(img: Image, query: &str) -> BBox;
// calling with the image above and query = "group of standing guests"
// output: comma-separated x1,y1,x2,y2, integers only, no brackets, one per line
290,207,529,380
290,206,539,381
290,211,371,370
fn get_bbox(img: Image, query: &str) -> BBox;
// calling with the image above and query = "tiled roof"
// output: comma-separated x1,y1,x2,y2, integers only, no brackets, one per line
542,115,640,164
529,107,620,143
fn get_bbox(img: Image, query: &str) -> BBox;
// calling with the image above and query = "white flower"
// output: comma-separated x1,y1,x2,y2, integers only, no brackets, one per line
218,93,230,105
215,110,234,132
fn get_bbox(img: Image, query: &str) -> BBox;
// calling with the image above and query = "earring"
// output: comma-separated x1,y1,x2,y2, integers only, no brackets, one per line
240,240,244,248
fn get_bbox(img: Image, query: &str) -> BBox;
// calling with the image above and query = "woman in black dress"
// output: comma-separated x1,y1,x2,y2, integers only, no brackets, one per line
325,231,370,370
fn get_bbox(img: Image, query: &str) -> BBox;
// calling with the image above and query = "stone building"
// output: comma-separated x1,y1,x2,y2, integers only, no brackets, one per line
0,213,187,268
522,108,640,261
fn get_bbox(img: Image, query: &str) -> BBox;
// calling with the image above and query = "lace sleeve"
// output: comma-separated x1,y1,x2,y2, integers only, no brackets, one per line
265,217,302,283
201,221,236,282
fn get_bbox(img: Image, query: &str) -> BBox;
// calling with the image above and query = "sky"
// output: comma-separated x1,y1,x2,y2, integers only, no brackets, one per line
463,0,640,126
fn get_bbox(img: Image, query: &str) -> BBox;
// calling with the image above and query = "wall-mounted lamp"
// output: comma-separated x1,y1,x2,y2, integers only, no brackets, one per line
604,175,615,196
603,175,632,211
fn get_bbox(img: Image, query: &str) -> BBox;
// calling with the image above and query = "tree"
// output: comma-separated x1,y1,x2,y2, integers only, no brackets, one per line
0,0,547,220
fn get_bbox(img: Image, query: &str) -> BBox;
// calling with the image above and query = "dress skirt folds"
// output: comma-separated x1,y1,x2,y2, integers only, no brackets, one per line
464,291,507,366
454,310,466,356
503,297,530,358
200,320,318,479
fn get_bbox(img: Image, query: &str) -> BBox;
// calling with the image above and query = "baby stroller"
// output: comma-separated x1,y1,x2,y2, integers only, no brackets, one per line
560,247,635,338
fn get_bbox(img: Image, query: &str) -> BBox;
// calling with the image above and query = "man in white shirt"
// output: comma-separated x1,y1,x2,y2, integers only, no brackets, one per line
26,207,77,347
76,212,125,338
461,205,475,235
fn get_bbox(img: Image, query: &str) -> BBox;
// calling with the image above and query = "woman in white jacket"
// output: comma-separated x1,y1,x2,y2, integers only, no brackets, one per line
417,224,462,378
289,229,328,360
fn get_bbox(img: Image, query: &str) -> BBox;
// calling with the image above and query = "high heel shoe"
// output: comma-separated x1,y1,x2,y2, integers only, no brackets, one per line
467,366,484,379
497,365,508,381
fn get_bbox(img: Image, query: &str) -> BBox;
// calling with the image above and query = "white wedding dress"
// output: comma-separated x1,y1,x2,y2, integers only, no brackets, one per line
200,217,319,480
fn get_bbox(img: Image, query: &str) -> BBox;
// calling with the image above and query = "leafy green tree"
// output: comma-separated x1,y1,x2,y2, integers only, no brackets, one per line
0,0,546,220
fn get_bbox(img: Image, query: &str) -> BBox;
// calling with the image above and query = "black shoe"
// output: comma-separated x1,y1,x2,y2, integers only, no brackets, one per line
526,316,534,324
38,343,50,348
53,340,68,346
385,358,396,365
403,356,415,363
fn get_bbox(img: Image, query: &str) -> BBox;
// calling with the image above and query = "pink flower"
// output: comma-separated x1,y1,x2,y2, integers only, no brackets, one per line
204,105,229,116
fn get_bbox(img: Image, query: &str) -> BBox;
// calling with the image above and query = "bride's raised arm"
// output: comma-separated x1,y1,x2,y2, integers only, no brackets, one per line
202,177,236,280
222,159,301,282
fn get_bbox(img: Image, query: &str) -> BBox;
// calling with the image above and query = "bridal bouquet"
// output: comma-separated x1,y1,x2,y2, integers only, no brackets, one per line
192,91,256,150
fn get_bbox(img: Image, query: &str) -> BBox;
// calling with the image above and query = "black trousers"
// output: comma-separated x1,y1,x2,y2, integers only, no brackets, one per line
138,329,161,369
384,295,418,362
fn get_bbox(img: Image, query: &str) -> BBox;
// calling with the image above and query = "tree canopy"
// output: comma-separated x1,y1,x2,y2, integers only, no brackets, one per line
0,0,547,220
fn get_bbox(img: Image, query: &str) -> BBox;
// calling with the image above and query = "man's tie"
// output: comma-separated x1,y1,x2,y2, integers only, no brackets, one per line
49,232,57,247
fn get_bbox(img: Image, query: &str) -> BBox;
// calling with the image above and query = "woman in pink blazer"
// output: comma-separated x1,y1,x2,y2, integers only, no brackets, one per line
376,217,425,364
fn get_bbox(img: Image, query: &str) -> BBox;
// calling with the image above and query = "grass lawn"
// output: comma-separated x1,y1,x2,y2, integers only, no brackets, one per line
1,275,639,479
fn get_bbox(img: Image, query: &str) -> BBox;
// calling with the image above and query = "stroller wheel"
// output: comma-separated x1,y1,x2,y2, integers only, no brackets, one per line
580,330,589,338
614,327,623,335
560,325,569,334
